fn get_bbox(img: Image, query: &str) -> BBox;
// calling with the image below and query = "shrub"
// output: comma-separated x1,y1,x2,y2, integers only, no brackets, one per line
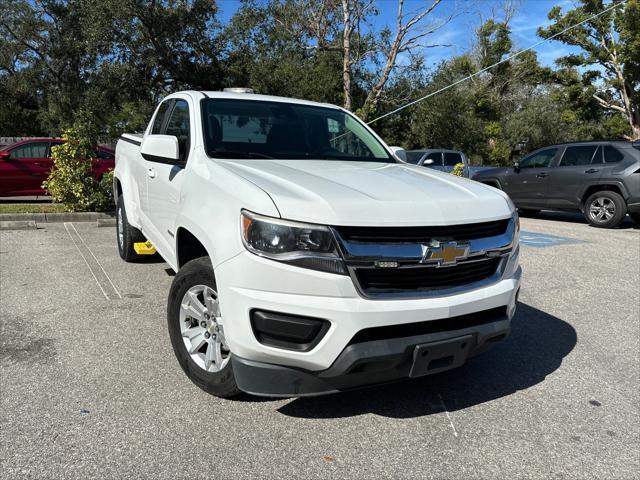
42,118,114,212
451,162,465,177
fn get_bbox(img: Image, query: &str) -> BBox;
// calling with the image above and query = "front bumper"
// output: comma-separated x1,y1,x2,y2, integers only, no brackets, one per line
232,312,512,397
216,248,521,375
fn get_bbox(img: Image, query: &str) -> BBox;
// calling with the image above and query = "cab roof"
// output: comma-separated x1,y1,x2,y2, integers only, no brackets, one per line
173,90,342,111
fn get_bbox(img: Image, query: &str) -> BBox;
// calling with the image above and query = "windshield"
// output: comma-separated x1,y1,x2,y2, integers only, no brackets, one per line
201,99,393,162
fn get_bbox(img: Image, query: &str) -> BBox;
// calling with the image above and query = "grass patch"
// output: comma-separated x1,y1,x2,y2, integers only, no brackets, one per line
0,203,69,214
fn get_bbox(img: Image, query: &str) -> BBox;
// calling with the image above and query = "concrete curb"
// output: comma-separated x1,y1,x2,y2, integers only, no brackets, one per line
96,218,117,227
0,211,115,223
0,220,38,230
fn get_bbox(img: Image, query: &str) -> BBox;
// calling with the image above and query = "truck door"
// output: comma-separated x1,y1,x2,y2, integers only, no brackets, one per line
144,99,190,259
546,145,602,209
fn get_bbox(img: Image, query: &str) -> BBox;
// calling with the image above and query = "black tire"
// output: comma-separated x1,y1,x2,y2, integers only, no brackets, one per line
116,195,146,262
518,208,540,217
583,190,626,228
167,257,241,398
630,212,640,225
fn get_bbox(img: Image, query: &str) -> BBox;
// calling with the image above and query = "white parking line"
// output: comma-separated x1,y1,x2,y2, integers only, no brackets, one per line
64,222,122,300
437,388,459,438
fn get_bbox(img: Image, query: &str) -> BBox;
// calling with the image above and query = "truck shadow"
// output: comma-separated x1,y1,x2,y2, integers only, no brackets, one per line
277,303,577,419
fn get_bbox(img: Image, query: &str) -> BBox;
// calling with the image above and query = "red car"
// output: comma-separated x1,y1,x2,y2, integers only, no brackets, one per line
0,138,115,197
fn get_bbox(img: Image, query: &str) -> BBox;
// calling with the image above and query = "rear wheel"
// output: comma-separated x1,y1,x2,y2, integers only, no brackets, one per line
116,195,146,261
584,191,626,228
167,257,241,398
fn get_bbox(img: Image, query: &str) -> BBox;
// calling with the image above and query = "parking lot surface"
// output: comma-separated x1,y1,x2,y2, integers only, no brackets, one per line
1,213,639,479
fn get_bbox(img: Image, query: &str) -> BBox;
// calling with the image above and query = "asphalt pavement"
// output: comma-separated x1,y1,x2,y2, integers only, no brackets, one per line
1,212,638,479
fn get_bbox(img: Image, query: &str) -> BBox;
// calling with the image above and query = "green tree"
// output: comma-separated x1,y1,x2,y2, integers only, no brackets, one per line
538,0,639,139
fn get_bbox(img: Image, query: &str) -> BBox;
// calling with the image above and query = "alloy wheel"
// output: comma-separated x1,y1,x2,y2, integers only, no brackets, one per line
589,197,616,223
179,285,230,372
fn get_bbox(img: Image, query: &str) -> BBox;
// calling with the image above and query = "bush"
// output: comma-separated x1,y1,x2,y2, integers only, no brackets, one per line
451,162,465,177
42,119,114,212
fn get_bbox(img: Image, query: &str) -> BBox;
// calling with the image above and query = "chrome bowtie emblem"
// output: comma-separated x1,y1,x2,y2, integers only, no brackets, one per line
420,241,470,266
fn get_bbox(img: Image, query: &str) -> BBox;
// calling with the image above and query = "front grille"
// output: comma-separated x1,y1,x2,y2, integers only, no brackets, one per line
355,257,501,295
348,306,508,345
335,219,509,243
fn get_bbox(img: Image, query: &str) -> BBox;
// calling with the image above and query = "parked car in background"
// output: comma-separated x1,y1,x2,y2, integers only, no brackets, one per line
473,140,640,228
392,148,495,179
0,138,115,197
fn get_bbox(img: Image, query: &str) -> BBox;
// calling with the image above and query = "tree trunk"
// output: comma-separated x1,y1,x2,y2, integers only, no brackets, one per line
341,0,353,110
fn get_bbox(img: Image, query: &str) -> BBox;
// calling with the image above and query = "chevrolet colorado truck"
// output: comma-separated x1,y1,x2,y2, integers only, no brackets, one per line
114,89,521,398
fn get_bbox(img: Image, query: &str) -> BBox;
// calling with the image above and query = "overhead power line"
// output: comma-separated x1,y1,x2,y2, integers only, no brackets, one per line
367,1,624,125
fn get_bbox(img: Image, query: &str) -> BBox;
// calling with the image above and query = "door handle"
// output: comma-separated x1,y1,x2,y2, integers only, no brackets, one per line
536,172,548,178
584,168,600,174
147,167,156,179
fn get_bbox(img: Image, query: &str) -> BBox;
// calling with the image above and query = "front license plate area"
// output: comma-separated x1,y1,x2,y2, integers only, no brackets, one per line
409,335,474,378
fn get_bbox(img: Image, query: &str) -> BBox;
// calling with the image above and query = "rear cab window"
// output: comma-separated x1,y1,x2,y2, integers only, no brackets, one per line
164,100,191,162
151,101,174,134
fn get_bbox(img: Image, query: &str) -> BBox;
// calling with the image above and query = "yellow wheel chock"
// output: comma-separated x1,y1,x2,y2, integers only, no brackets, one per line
133,240,157,255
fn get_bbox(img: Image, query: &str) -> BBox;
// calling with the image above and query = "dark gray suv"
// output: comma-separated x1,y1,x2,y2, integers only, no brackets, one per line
473,141,640,228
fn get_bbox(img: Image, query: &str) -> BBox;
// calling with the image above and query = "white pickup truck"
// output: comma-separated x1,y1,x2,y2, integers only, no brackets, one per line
114,89,521,398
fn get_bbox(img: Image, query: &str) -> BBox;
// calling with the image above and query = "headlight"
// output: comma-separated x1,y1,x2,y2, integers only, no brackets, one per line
241,211,346,275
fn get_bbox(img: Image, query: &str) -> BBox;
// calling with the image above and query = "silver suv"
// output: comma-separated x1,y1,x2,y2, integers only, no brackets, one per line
473,141,640,228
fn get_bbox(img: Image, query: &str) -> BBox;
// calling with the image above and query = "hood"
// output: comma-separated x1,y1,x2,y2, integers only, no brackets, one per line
219,159,512,226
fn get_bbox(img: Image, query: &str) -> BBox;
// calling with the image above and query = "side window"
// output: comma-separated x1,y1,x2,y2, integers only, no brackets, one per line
95,149,114,160
10,142,50,159
519,148,557,169
560,145,599,166
603,146,624,163
151,101,173,134
423,152,443,165
165,100,191,162
404,152,424,164
443,152,462,166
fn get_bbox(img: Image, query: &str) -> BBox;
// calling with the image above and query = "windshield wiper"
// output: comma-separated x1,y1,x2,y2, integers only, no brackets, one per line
208,149,275,159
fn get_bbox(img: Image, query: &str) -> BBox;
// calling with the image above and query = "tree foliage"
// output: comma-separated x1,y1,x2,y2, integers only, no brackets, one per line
0,0,637,164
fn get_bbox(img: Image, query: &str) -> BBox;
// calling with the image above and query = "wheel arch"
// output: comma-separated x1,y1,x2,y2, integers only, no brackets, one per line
580,183,628,206
176,227,211,270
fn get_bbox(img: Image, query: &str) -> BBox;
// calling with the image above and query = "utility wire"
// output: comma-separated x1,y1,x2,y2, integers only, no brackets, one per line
367,0,624,125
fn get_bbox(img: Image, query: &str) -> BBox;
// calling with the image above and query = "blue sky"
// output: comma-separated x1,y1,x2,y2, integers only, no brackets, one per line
217,0,581,69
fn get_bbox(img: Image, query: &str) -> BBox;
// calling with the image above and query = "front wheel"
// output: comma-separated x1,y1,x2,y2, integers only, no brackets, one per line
583,191,626,228
167,257,241,398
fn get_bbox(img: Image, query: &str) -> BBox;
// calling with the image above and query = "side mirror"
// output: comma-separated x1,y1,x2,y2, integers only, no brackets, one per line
0,151,10,160
423,158,435,166
140,135,181,165
388,146,406,162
